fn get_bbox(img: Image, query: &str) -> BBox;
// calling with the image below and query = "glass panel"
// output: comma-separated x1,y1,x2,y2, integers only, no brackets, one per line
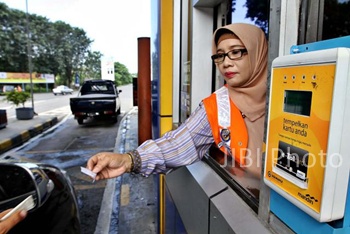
180,0,192,123
208,0,270,202
208,146,261,200
322,0,350,40
284,90,312,116
231,0,269,36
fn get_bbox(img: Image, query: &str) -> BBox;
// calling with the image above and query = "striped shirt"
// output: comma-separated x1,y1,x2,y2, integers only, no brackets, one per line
137,102,214,177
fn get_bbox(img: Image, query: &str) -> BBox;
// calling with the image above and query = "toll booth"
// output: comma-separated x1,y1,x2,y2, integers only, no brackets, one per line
264,36,350,233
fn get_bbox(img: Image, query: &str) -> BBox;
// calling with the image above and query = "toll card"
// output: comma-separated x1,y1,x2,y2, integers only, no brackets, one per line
80,167,97,182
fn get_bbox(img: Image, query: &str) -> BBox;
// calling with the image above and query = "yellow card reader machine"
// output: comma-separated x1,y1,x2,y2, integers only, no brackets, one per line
264,48,350,222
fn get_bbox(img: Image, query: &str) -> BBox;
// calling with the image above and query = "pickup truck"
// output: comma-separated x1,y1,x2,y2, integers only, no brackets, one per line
70,79,122,125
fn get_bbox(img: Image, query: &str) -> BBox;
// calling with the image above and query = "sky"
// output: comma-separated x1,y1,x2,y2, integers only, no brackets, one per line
1,0,151,74
233,0,251,23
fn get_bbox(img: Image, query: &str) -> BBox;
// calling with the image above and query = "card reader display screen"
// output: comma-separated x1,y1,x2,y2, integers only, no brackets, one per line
284,90,312,116
276,141,309,181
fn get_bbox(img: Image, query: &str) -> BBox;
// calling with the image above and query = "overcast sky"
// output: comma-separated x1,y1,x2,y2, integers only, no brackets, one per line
1,0,151,74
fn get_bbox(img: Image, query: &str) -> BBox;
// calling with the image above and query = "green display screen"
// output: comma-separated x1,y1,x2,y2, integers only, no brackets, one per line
284,90,312,116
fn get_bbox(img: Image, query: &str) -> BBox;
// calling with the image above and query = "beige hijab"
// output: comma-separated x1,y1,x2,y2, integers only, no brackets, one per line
212,24,268,177
212,23,268,122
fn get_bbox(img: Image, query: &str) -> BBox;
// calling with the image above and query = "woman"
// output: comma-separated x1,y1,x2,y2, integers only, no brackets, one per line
87,23,267,182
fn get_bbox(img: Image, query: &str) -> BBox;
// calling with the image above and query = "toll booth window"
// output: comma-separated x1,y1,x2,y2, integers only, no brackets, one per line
322,0,350,40
284,90,312,116
205,145,261,210
204,0,269,210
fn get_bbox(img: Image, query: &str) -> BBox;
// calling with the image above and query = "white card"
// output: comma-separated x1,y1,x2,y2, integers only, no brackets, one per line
0,195,35,221
80,167,96,182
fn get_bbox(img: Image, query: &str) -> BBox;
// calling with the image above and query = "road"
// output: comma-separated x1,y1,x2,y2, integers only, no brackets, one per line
1,84,134,234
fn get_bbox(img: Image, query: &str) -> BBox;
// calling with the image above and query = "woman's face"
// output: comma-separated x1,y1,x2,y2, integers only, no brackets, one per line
215,38,251,88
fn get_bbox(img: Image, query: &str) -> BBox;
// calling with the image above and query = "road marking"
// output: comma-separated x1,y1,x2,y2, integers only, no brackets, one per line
120,184,130,206
0,106,13,110
74,183,106,190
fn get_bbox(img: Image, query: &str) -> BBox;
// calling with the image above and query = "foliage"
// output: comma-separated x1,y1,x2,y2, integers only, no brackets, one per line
114,62,133,86
80,51,103,82
243,0,269,35
5,91,31,107
0,3,110,87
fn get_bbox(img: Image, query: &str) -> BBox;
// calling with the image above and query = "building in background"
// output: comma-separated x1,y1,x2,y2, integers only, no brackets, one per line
101,56,114,81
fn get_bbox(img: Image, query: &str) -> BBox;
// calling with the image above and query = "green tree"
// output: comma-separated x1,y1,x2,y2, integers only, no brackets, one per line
51,21,92,86
80,51,103,82
0,4,28,72
30,15,58,74
0,3,130,88
0,3,93,87
114,62,132,86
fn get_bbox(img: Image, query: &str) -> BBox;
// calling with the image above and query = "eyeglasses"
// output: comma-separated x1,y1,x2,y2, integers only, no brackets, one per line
211,49,247,64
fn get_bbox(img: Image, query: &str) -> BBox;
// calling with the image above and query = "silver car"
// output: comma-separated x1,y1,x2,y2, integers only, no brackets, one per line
52,85,74,95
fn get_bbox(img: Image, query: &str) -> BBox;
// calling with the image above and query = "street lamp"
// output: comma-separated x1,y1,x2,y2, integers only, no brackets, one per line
25,0,36,115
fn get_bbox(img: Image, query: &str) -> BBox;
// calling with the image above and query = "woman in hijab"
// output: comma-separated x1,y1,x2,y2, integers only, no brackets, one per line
86,23,268,185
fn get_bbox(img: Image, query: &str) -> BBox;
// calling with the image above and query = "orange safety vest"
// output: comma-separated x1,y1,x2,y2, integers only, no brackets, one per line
203,86,248,165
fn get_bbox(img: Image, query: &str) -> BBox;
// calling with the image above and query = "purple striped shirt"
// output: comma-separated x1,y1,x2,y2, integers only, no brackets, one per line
137,102,214,177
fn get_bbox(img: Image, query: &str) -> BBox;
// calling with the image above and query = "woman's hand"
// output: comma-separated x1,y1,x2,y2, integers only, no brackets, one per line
0,209,27,234
87,152,132,180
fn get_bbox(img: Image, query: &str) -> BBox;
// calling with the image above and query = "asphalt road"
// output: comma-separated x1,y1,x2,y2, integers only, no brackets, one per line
2,84,134,234
19,113,122,234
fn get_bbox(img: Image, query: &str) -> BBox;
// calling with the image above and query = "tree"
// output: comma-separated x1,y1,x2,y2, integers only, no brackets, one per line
30,15,59,74
51,21,92,86
0,3,93,87
244,0,269,35
0,4,28,72
114,62,132,86
0,2,130,88
80,51,103,81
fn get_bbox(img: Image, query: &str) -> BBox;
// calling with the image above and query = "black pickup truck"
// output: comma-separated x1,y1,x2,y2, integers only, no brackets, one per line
70,79,122,125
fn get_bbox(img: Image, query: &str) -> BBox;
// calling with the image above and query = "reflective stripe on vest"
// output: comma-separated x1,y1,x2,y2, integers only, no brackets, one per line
203,86,248,165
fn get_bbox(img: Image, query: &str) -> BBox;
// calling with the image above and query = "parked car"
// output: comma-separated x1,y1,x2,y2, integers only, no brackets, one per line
70,80,122,125
0,155,81,233
52,85,74,95
1,85,15,93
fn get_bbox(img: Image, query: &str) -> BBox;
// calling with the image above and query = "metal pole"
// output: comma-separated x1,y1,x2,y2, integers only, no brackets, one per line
137,37,152,145
25,0,36,114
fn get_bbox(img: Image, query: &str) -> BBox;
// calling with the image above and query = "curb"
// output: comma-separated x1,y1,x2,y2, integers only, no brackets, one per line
94,108,136,234
0,117,58,154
